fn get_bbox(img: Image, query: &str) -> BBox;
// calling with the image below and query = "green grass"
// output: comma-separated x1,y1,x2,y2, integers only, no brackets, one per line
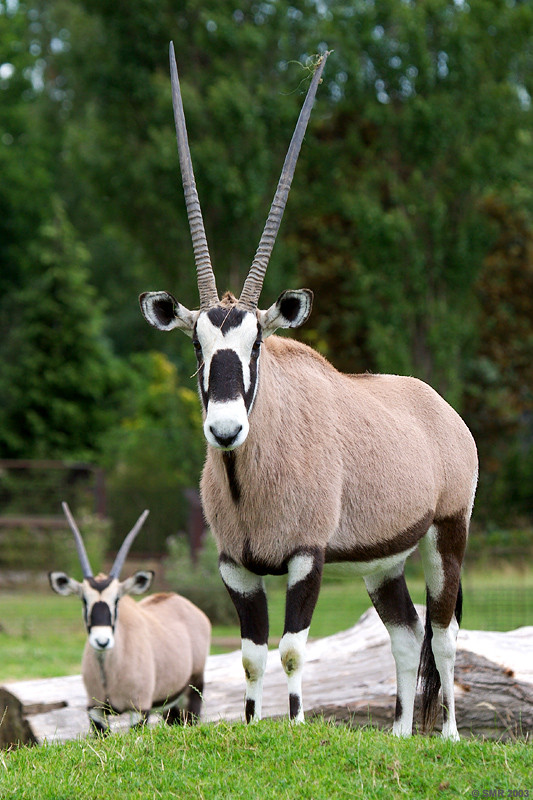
1,719,532,799
1,565,532,682
0,592,87,682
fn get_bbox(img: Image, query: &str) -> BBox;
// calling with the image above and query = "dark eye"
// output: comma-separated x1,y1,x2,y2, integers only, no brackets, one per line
252,337,262,352
192,338,202,355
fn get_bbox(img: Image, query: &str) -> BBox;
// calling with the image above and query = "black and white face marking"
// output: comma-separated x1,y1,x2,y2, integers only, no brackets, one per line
49,570,154,652
84,579,120,651
139,288,313,451
194,307,262,450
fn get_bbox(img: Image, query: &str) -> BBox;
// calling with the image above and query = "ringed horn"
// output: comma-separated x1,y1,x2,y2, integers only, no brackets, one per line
61,502,149,580
169,41,330,311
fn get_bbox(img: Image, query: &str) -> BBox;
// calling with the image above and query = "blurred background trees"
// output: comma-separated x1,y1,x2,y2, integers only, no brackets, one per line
1,0,532,552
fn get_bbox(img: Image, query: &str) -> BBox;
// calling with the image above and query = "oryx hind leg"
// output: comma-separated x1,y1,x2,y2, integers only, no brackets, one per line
418,515,468,741
219,555,268,723
364,561,424,738
88,704,111,736
280,548,324,723
164,675,203,725
184,674,204,723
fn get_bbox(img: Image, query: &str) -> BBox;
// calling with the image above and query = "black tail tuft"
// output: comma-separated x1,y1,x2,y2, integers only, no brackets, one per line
418,590,441,733
455,580,463,627
418,581,463,732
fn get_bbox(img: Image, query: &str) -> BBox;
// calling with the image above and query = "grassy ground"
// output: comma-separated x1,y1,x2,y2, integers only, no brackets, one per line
1,719,532,800
0,564,532,682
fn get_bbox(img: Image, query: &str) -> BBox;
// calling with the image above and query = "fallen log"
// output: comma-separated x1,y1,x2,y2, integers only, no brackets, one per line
1,607,532,748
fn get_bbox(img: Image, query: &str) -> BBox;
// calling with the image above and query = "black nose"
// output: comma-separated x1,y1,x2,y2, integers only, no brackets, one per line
96,637,110,649
210,425,242,448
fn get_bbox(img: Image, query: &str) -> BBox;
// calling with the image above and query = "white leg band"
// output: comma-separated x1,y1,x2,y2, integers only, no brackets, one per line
242,638,268,720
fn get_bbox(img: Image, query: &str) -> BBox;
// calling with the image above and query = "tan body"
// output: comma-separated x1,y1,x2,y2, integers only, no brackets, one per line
140,46,476,737
201,335,477,568
82,592,211,714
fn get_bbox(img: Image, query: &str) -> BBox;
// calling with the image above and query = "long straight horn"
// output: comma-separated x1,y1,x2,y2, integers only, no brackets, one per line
108,510,150,580
169,42,219,309
238,52,330,311
62,502,93,579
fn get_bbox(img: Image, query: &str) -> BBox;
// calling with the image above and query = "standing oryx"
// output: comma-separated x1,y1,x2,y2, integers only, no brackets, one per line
49,503,211,733
139,44,478,739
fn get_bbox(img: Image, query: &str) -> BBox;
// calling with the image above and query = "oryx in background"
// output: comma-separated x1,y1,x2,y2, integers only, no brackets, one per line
49,502,211,734
140,44,478,739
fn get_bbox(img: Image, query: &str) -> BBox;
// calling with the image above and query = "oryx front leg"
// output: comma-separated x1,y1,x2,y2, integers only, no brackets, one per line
280,549,324,723
219,555,268,723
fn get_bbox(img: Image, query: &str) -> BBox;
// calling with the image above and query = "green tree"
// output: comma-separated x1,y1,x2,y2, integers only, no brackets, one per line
290,0,533,414
466,197,533,523
101,350,205,552
0,0,58,296
0,199,119,458
2,0,533,529
37,0,323,356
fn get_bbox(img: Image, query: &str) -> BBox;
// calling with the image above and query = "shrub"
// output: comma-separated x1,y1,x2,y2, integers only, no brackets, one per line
0,513,110,579
101,351,205,554
164,534,237,626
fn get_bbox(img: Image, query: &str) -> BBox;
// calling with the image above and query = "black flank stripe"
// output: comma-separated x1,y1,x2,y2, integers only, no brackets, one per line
325,511,434,562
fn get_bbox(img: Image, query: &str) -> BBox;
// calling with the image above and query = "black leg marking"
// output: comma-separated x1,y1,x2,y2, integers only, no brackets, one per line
418,514,467,739
367,573,420,629
289,694,301,720
90,719,110,737
219,555,268,645
429,512,468,628
131,711,149,729
186,676,204,723
164,706,186,726
395,696,403,722
279,550,325,724
365,568,424,738
245,698,256,723
88,706,110,737
219,554,270,723
283,548,324,635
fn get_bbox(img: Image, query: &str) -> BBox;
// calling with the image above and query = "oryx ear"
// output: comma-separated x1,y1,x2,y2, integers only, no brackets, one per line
49,571,82,597
258,289,313,337
119,570,154,597
139,291,198,336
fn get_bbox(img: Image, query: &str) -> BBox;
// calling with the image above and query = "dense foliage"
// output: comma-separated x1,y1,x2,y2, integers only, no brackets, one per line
1,0,532,548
